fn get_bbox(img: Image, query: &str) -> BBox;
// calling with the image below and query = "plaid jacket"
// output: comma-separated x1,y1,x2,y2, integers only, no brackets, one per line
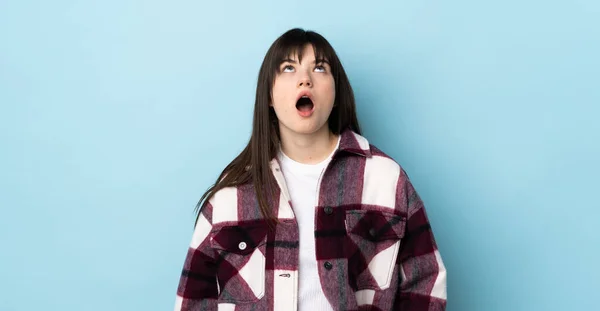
175,129,447,311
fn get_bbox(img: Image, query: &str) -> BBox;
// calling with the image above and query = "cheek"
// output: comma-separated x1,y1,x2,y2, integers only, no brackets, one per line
271,86,283,108
322,77,336,102
271,79,291,106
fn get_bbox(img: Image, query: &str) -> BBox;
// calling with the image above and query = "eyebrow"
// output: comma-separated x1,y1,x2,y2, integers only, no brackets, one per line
280,58,330,65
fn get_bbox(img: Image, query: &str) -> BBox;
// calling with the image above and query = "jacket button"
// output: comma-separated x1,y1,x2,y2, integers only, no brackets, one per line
324,206,333,215
324,261,333,270
238,242,247,250
369,228,377,238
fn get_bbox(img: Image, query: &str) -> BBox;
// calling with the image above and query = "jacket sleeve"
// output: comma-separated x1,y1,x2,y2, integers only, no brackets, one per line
394,170,447,310
174,202,218,311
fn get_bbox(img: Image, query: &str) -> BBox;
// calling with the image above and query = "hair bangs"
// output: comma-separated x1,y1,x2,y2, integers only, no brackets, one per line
269,30,337,76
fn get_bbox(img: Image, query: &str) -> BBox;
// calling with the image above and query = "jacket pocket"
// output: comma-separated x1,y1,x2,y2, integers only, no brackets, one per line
210,222,268,303
345,209,406,291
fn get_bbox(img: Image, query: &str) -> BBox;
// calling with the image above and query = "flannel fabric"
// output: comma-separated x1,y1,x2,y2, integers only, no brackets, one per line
175,129,447,311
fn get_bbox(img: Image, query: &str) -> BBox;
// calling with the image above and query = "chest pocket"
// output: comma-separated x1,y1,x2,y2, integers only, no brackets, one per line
210,222,268,303
345,209,406,291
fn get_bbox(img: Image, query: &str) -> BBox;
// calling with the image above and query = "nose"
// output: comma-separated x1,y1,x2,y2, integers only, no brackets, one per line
297,74,312,88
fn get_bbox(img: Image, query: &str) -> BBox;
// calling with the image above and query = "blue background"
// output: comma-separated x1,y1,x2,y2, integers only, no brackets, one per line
1,1,598,310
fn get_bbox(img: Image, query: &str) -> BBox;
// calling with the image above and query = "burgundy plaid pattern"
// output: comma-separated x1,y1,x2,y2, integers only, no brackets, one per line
175,129,447,311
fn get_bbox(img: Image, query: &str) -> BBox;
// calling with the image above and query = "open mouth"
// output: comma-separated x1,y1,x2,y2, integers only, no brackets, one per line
296,96,314,112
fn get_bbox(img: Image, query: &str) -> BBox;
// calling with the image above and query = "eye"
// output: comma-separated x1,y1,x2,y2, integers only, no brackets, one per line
282,65,294,73
314,64,326,72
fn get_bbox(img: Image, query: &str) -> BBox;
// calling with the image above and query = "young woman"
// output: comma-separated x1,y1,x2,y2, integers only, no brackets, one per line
174,28,447,311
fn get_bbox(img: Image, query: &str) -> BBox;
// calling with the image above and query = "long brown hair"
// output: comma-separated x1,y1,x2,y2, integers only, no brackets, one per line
194,28,361,226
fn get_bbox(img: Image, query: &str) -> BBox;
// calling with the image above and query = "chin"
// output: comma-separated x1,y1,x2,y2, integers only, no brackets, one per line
286,122,329,136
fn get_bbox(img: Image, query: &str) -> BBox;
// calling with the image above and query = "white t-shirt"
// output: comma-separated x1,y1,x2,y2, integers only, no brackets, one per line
277,138,340,311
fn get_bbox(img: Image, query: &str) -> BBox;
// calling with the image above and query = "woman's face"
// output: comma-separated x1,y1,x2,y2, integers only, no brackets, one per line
271,44,336,138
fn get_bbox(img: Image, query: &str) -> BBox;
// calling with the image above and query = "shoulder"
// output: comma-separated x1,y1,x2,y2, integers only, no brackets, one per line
345,132,417,214
204,185,240,225
348,131,408,181
362,143,412,201
204,181,266,226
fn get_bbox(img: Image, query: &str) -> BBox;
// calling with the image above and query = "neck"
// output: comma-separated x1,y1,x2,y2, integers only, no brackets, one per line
279,125,339,165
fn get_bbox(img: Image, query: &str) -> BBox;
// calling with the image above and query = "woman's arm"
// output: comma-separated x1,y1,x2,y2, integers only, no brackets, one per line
394,171,448,311
174,203,218,311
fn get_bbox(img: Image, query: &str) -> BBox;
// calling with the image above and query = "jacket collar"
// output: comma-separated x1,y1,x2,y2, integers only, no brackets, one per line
337,128,372,158
270,128,372,172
